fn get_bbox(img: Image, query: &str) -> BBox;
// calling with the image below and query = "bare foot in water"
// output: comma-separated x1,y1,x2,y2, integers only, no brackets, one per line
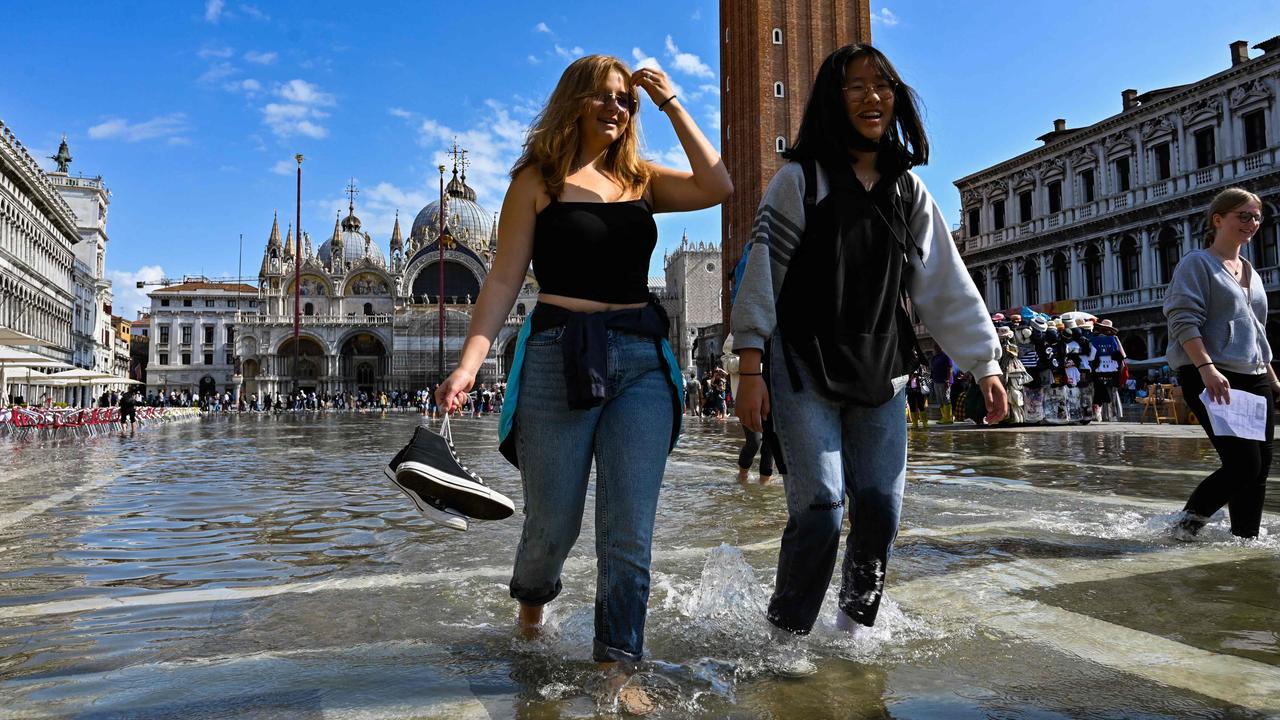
736,468,749,484
598,663,655,716
759,474,773,485
517,603,543,640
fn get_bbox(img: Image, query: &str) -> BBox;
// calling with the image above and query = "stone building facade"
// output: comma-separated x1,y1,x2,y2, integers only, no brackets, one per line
952,37,1280,361
146,280,257,397
658,233,723,374
46,138,115,376
0,120,79,364
718,0,871,310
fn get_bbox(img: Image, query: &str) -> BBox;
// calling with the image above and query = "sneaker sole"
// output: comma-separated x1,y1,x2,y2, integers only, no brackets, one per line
395,461,515,520
383,466,468,531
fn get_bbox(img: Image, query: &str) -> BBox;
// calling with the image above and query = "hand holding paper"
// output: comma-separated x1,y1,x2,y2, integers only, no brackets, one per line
1198,388,1268,441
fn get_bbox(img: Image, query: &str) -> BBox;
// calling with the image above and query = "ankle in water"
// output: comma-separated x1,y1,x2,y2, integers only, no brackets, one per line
768,625,817,678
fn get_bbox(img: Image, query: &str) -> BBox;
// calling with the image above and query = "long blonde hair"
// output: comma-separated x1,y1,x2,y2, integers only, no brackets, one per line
511,55,650,199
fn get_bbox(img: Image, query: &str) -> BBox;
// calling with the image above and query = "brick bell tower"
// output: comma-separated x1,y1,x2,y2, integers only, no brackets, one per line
719,1,872,313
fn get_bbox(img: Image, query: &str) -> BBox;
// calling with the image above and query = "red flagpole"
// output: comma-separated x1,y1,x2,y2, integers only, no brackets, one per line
294,154,303,394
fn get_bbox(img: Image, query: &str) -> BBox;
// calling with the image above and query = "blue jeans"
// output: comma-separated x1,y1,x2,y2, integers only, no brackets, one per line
766,334,908,633
509,327,674,663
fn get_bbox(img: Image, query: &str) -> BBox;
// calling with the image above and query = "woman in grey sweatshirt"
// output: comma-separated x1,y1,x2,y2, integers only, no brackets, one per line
731,43,1005,675
1164,187,1275,539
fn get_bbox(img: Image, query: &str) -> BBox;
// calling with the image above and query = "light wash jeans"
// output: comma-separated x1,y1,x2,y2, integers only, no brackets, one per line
766,334,908,634
509,327,673,662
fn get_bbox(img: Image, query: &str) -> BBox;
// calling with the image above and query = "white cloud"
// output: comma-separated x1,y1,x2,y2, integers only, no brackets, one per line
698,83,720,97
88,113,189,143
527,54,541,65
260,80,336,138
534,21,551,34
631,48,684,97
204,0,224,22
107,265,166,319
198,44,233,59
225,78,262,94
691,9,701,20
244,50,277,65
388,107,413,119
871,8,899,26
277,79,335,106
199,61,238,84
262,103,328,139
554,44,584,60
655,144,692,172
707,108,721,132
414,98,537,208
664,35,714,79
270,159,295,175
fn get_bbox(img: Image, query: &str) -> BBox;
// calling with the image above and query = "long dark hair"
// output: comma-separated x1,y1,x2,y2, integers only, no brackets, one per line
784,44,928,179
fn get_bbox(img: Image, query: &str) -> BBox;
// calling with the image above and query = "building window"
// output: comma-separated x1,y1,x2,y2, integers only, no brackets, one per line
202,352,213,366
249,300,257,308
993,199,1006,230
1080,168,1096,203
775,136,786,153
205,299,215,307
181,352,192,365
1023,261,1039,306
1153,142,1172,180
1156,227,1182,283
226,353,234,365
1244,110,1267,154
1019,190,1034,223
159,326,169,344
1051,252,1070,300
994,265,1011,310
228,299,237,308
1193,127,1215,169
1047,181,1062,214
303,302,314,316
1119,236,1140,291
966,207,981,237
1084,244,1103,296
157,352,168,365
183,299,192,307
1114,156,1131,192
772,28,782,44
203,325,214,344
160,299,170,307
774,82,784,97
516,303,526,316
971,270,987,301
226,328,235,345
363,302,374,316
181,326,192,344
1258,214,1279,268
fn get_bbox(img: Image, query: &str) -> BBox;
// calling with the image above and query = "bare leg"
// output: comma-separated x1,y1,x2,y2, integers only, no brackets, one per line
517,602,543,639
598,661,655,716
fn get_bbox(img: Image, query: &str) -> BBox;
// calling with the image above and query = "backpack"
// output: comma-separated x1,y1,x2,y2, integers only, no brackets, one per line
772,158,927,406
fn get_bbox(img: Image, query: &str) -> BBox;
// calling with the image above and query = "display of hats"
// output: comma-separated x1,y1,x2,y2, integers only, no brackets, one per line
1063,317,1078,329
1096,319,1118,334
997,325,1015,339
992,313,1006,323
1031,316,1049,332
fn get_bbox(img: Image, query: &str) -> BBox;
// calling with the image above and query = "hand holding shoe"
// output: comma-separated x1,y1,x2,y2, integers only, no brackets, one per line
436,368,475,413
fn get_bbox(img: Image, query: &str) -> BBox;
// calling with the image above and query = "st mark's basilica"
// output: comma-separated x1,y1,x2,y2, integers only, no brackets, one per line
231,158,539,400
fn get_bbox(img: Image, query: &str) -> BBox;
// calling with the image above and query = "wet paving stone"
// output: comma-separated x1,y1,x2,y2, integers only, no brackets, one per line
0,413,1277,718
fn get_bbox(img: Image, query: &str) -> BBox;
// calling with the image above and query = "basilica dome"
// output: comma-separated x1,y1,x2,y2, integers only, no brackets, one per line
410,172,495,255
319,208,386,266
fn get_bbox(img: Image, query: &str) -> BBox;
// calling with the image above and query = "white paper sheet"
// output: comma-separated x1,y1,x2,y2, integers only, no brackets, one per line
1198,388,1269,441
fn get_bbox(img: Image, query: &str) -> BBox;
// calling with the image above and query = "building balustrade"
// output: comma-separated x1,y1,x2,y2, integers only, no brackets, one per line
233,312,395,326
962,150,1278,258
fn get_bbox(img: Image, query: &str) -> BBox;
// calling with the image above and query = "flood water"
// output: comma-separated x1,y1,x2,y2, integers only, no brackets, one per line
0,414,1277,719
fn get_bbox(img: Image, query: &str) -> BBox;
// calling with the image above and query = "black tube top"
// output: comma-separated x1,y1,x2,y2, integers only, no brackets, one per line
531,198,657,304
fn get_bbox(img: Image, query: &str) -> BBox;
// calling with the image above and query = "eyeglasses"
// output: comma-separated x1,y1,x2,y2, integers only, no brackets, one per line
586,91,637,113
842,81,896,102
1234,211,1263,224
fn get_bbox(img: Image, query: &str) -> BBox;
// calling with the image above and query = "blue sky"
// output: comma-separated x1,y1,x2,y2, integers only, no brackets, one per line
2,1,1277,317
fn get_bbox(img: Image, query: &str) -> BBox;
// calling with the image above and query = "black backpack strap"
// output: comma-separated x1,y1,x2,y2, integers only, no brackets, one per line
780,158,817,395
893,172,925,265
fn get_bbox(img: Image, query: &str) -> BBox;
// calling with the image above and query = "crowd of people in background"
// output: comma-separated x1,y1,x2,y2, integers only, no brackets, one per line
125,384,507,417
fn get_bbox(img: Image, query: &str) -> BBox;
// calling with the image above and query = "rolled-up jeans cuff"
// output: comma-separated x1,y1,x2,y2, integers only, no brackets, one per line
509,581,561,608
593,637,643,664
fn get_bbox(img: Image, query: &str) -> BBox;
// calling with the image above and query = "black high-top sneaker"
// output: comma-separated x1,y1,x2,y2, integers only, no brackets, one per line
385,436,468,531
394,422,515,520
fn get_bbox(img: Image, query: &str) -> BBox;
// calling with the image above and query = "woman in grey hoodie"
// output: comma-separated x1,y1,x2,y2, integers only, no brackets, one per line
732,43,1006,675
1164,187,1275,539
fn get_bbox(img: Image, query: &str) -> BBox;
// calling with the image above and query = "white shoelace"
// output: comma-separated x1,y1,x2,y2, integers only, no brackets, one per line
438,414,482,484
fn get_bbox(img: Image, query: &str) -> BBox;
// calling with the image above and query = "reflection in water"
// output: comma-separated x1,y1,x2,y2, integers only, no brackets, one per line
0,414,1276,718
